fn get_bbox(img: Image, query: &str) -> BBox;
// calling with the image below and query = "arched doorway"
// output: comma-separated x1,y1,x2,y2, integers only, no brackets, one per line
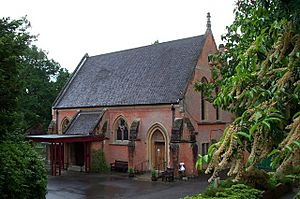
147,124,168,171
151,130,165,170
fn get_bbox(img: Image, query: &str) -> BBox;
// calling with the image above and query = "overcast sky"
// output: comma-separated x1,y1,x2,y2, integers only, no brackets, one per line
1,0,236,72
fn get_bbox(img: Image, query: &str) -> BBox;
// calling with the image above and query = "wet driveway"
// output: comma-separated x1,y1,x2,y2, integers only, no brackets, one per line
47,172,209,199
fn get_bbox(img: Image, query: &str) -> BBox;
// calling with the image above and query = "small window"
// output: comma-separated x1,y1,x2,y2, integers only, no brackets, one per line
201,77,208,120
115,118,128,141
202,143,209,155
61,118,70,134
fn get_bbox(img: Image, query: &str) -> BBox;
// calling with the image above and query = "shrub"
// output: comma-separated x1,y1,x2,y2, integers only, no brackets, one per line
296,191,300,199
201,179,238,197
185,183,262,199
275,171,300,187
90,149,109,173
151,170,158,177
267,172,278,190
240,169,269,190
128,168,134,173
0,141,47,199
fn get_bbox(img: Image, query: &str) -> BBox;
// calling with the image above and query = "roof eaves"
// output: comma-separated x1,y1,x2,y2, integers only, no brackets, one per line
53,102,181,110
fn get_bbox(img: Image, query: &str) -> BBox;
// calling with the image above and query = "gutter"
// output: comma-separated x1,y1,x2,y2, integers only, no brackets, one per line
53,102,180,110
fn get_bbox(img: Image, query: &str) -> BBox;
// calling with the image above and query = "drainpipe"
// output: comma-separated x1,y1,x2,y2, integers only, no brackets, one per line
171,104,175,128
55,109,59,134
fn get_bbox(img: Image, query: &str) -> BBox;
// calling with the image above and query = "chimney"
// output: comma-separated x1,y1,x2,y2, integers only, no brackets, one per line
206,12,212,34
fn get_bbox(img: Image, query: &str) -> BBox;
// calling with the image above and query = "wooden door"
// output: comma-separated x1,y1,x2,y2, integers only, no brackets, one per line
154,142,165,171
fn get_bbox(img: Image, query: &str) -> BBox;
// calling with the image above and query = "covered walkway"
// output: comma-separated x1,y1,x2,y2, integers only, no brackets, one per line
28,110,105,176
28,134,104,176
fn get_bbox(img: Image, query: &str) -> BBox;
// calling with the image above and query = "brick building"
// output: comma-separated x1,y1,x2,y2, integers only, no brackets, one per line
37,14,232,176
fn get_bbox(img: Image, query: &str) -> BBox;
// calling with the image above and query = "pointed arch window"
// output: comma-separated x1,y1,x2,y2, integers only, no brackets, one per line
61,117,70,134
115,118,128,141
201,77,208,120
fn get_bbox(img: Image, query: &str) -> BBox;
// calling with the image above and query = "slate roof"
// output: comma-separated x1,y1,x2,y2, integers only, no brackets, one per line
64,110,104,135
53,35,206,108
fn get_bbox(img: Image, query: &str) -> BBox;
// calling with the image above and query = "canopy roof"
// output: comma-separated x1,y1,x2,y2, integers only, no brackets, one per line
64,110,104,135
27,134,104,143
27,110,105,143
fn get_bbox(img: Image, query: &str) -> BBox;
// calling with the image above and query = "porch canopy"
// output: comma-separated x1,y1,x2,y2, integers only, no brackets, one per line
28,134,104,143
27,110,105,176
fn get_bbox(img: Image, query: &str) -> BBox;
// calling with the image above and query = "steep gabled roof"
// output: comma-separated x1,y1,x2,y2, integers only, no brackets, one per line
53,35,206,109
64,110,104,135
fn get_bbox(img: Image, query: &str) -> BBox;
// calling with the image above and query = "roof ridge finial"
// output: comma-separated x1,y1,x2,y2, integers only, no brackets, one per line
206,12,211,33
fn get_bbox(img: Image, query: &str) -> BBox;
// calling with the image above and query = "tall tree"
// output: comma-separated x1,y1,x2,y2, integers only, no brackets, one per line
195,0,300,182
0,17,70,137
0,17,48,198
19,45,70,132
0,17,33,140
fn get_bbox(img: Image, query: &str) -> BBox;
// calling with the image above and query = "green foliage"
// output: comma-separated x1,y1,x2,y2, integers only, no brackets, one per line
267,172,278,190
202,179,238,197
240,169,270,190
33,142,47,160
195,143,217,171
90,149,109,173
19,45,70,132
273,166,300,186
0,141,47,199
185,183,262,199
0,17,32,140
194,0,300,181
128,167,134,173
0,16,70,137
0,16,68,198
151,169,158,177
152,40,159,45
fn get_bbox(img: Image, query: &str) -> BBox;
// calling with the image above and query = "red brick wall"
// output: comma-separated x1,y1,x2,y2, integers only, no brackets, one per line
179,33,233,175
103,106,173,168
52,33,234,176
184,33,217,124
55,109,78,134
178,143,196,175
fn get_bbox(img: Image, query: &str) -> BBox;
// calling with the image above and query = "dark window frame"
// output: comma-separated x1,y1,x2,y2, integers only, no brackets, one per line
201,77,208,120
201,142,209,155
116,118,129,141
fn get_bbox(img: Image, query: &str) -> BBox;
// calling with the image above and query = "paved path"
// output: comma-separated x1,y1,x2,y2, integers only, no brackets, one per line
47,172,209,199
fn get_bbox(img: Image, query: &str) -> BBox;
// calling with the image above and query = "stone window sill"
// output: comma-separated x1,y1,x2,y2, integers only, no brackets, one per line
110,140,129,146
197,121,226,125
